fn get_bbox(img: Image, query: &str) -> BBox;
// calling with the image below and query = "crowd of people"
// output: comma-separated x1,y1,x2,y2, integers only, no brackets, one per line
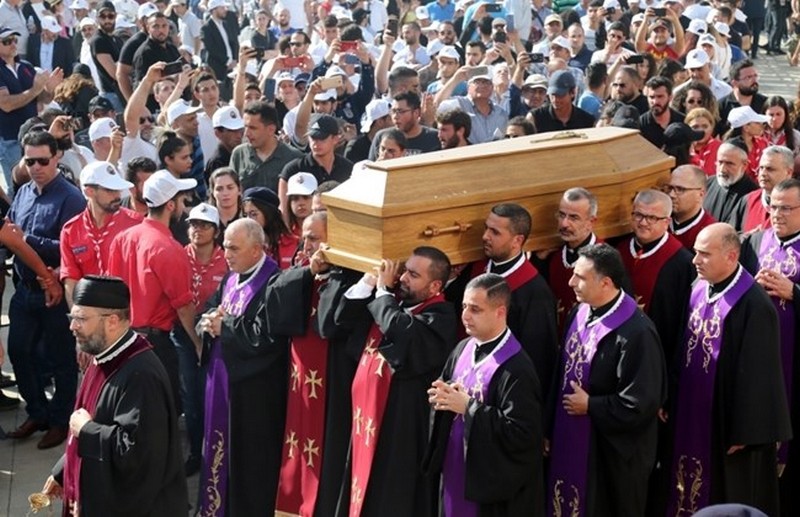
0,0,798,515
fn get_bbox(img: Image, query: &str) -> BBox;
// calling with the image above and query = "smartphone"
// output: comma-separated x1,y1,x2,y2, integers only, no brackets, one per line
114,113,125,135
162,60,184,76
343,53,360,65
468,66,490,78
493,31,507,44
319,75,344,90
505,13,515,32
282,56,304,68
340,40,359,53
654,7,667,16
386,18,398,36
529,52,544,63
263,78,276,102
485,3,502,12
627,54,645,64
254,46,267,60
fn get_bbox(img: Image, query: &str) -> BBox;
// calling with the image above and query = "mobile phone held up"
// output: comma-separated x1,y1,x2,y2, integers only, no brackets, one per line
162,60,185,76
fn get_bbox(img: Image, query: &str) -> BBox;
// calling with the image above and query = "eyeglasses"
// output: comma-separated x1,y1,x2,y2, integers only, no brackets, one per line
67,313,115,325
631,211,669,224
139,115,155,124
24,157,52,166
1,36,18,46
663,185,702,195
391,108,413,115
768,204,800,215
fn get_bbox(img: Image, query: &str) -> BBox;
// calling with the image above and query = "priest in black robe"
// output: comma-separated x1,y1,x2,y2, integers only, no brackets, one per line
740,179,800,516
44,276,187,516
665,223,792,516
703,142,758,226
424,273,544,517
546,244,667,517
335,246,457,517
197,219,287,516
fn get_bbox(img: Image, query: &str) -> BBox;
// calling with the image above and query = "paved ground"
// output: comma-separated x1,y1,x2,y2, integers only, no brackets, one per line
1,49,799,517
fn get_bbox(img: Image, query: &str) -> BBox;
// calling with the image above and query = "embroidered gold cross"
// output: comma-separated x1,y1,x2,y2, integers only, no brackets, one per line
365,417,376,447
285,431,298,459
291,363,300,392
353,406,363,435
374,353,389,377
304,370,323,399
303,438,320,468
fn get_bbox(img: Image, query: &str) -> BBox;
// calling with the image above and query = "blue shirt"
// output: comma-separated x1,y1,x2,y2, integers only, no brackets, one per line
438,96,508,144
0,58,38,141
189,135,206,201
9,173,86,281
427,1,456,22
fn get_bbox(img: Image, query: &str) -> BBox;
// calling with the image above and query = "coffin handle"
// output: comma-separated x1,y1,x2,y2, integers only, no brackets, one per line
423,222,472,237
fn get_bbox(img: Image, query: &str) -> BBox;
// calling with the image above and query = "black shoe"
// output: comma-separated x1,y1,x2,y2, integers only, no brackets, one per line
184,455,201,477
0,393,19,411
0,374,15,389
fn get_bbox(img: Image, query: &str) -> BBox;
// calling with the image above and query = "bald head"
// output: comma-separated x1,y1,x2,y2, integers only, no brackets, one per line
693,222,741,284
669,165,707,221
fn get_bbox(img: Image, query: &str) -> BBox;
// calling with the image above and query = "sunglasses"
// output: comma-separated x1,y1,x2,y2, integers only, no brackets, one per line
24,157,52,166
98,12,116,19
1,36,18,46
139,115,155,124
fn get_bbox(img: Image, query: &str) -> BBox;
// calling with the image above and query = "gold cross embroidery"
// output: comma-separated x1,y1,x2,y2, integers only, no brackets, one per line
285,431,298,459
291,363,300,392
304,369,323,399
362,337,377,366
365,417,376,447
353,406,363,436
303,438,320,468
374,353,389,377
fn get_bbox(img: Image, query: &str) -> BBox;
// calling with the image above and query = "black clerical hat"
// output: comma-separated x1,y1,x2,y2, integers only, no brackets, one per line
73,276,130,309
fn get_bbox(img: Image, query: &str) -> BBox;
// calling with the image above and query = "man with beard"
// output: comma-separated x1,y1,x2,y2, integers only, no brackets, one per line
609,66,650,115
703,142,758,226
197,218,286,515
639,75,685,148
740,179,800,515
734,145,794,233
268,212,361,516
120,63,160,173
131,13,180,101
367,92,440,160
335,246,456,517
41,276,187,517
436,109,471,149
60,161,142,308
718,60,767,133
120,157,157,216
107,170,203,411
89,1,124,111
435,68,508,144
668,165,716,249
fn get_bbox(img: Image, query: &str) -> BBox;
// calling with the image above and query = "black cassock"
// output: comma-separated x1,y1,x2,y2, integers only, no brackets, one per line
52,343,187,516
547,307,667,517
423,336,545,517
335,293,457,517
703,175,757,227
265,266,361,517
202,269,289,515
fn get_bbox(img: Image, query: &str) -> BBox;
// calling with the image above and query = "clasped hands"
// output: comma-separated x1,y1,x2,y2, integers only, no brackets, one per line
428,379,470,415
199,306,225,338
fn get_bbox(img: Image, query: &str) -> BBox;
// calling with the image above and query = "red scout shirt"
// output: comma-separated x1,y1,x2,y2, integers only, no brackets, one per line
107,219,194,331
60,208,143,280
185,244,228,310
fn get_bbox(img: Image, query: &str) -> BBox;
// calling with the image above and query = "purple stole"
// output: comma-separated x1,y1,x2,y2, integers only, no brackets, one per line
758,229,799,467
667,267,754,516
547,293,638,517
199,258,278,516
442,331,522,517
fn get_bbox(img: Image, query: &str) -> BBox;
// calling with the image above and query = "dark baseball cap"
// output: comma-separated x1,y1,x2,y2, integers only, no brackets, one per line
547,70,576,96
97,0,116,12
88,96,114,113
306,114,340,140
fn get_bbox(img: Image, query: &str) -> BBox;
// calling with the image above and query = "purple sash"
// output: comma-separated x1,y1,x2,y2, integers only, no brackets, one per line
547,293,638,517
442,331,522,517
199,258,278,516
667,267,754,516
758,229,799,467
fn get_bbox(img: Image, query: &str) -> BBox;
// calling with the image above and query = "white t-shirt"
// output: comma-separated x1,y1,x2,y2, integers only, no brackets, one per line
197,111,218,166
119,134,158,175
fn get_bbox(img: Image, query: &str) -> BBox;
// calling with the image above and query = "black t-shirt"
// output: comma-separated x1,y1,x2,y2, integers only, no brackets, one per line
532,104,595,133
119,30,148,67
90,31,124,93
368,126,441,160
344,134,372,164
279,153,353,186
638,108,685,148
133,38,181,85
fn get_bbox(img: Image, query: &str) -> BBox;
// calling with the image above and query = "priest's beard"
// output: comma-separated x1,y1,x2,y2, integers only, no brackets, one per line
77,326,109,356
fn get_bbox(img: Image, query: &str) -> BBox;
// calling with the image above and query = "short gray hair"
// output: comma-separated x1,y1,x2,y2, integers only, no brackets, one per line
563,187,598,217
634,189,673,217
761,145,794,171
226,218,265,246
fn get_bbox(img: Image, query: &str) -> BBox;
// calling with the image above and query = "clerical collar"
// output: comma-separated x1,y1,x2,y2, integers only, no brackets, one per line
563,233,596,267
630,232,669,259
587,290,622,324
237,254,266,284
761,190,770,209
708,265,742,300
95,329,137,364
474,328,510,363
489,253,525,276
778,230,800,247
671,209,704,234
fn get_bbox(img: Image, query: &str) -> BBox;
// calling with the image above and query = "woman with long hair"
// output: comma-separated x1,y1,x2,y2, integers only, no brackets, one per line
686,107,722,176
723,105,770,180
241,187,299,269
208,167,242,240
763,95,800,154
671,81,720,125
54,71,98,129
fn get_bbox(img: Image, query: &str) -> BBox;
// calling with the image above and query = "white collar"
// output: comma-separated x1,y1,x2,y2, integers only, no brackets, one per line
672,209,706,236
95,331,137,364
629,232,669,259
562,233,597,267
236,254,266,285
586,290,625,328
471,328,511,368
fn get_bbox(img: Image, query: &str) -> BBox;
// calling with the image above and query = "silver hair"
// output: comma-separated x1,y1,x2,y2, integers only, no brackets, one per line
761,145,794,171
226,218,266,246
563,187,599,217
634,189,673,217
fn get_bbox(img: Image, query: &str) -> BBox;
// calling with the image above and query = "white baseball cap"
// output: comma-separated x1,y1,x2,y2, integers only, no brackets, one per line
687,19,707,35
207,0,230,11
714,21,730,37
437,45,460,61
426,39,444,57
314,88,337,101
361,98,390,133
137,2,159,19
550,35,571,50
80,161,134,190
684,48,709,69
698,33,717,47
40,15,61,34
212,105,244,130
142,170,198,207
78,17,96,28
88,117,117,142
286,172,318,196
70,0,89,9
275,71,295,85
632,13,645,24
602,0,620,10
167,99,203,125
728,106,769,129
325,65,347,78
116,15,135,29
415,5,429,20
188,203,220,226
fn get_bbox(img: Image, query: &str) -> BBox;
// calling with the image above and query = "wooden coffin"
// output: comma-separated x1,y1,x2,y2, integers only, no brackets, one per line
322,127,675,273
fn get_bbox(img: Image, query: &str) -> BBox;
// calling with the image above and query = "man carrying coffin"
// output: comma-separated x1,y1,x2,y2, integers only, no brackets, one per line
739,179,800,515
424,273,544,517
665,223,791,516
197,218,286,515
336,246,457,517
546,243,666,516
